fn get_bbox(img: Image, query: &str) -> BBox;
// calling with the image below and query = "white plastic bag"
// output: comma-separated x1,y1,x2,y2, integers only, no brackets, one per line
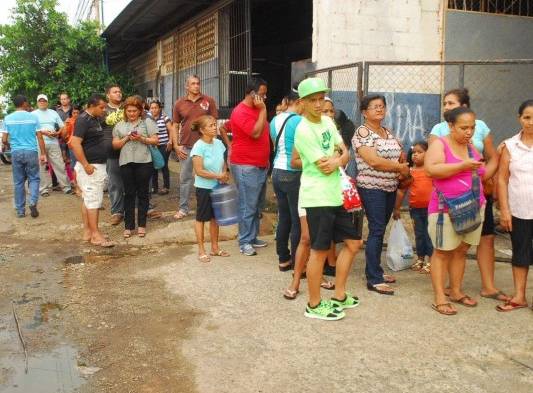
386,219,414,271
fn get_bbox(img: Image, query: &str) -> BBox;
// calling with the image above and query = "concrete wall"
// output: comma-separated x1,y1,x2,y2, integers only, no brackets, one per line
445,11,533,143
444,10,533,61
312,0,443,69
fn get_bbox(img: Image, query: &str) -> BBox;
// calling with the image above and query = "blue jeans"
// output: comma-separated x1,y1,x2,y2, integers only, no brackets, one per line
358,187,397,286
272,169,301,264
178,147,194,213
409,207,433,258
231,164,268,247
107,158,124,215
12,150,40,214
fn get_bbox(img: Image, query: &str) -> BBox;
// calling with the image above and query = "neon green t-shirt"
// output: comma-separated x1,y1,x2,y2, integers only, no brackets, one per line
294,115,343,208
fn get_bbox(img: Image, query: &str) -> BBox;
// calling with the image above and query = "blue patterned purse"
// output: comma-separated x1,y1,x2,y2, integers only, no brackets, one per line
435,145,482,247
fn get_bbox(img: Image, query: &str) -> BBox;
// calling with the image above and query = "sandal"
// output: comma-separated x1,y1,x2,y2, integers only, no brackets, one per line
278,261,293,272
383,274,396,284
283,288,299,300
431,303,457,315
137,228,146,238
123,230,132,239
90,240,115,248
496,301,528,312
450,295,477,307
174,210,188,220
411,260,424,271
320,281,335,290
158,188,169,195
481,290,510,302
367,283,394,295
198,254,211,263
419,262,431,274
210,249,230,257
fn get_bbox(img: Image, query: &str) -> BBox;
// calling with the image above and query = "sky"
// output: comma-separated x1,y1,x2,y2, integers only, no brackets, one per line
0,0,131,27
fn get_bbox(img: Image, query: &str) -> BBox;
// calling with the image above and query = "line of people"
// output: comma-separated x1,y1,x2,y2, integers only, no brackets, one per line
3,77,532,320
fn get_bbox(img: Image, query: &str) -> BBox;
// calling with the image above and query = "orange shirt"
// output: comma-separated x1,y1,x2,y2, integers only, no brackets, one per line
64,116,77,146
408,167,433,208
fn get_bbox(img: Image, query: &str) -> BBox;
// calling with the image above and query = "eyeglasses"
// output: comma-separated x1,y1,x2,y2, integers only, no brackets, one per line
367,105,385,111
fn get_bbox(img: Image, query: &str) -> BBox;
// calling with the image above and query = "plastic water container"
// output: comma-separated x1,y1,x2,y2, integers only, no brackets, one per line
211,184,239,226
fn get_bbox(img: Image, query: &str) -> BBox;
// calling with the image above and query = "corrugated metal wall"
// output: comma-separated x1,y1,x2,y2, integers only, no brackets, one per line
127,0,250,119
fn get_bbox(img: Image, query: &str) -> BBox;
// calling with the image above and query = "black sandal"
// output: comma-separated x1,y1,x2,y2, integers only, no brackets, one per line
278,262,293,272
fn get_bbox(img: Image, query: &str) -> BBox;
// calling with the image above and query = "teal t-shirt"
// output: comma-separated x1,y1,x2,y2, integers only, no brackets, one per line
32,109,64,145
190,138,226,189
4,111,41,152
294,115,343,208
430,119,490,154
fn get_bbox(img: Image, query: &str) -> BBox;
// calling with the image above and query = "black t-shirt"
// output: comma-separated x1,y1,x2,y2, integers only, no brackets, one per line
74,111,107,164
101,104,121,159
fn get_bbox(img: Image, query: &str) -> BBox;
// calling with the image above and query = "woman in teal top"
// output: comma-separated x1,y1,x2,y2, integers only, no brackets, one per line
190,115,230,263
429,88,509,303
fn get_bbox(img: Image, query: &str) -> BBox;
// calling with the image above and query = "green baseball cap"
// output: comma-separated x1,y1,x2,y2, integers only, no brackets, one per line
297,78,330,99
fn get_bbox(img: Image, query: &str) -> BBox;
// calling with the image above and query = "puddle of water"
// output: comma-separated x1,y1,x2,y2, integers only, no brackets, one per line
0,345,85,393
63,252,137,265
26,303,64,330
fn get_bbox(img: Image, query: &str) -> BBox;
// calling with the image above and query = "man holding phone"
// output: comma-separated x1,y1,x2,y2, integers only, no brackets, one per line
229,77,270,256
32,94,72,196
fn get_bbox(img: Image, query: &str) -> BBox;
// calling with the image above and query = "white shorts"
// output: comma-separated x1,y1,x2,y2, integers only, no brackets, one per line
75,162,108,209
298,202,306,217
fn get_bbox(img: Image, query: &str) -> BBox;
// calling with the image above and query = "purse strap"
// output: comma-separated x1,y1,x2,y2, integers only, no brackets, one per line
274,113,296,153
467,144,480,205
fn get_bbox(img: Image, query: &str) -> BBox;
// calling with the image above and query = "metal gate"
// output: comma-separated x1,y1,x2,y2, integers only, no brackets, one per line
306,60,533,145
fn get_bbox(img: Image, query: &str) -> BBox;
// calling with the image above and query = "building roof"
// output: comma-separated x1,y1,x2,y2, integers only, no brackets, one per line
102,0,218,69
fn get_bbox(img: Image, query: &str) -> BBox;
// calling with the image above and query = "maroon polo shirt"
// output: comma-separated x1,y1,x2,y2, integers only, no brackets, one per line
172,94,218,148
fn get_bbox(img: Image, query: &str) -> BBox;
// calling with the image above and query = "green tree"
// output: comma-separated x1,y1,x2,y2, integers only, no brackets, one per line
0,0,134,106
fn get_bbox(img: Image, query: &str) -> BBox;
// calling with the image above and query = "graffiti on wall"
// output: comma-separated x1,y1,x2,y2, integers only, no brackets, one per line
379,92,441,147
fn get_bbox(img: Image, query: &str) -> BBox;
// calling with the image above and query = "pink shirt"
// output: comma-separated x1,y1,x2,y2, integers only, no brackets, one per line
428,138,486,214
504,132,533,219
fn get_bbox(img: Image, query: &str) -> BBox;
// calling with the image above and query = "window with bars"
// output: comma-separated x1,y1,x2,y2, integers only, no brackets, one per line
447,0,533,17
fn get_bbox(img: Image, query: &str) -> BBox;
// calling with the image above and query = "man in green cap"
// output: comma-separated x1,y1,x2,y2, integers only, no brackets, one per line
293,77,363,321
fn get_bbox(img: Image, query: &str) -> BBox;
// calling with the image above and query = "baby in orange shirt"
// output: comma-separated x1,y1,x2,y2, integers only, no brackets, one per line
393,141,433,273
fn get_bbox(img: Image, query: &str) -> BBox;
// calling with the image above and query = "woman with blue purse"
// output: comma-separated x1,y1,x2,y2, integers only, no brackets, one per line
112,96,159,238
425,107,498,315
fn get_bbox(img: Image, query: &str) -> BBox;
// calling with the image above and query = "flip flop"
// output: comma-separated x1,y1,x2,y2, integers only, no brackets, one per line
210,250,230,257
481,291,510,301
90,240,115,248
137,228,146,238
383,274,396,284
450,295,477,307
283,288,299,300
174,210,188,220
198,254,211,263
320,281,335,290
278,261,293,271
431,303,457,316
123,230,132,239
496,301,528,312
367,283,394,295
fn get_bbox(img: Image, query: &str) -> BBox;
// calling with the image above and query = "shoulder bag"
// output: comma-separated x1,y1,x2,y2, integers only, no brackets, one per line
435,144,482,248
140,120,165,170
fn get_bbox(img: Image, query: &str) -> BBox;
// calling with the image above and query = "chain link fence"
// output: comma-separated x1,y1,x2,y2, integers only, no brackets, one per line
306,60,533,147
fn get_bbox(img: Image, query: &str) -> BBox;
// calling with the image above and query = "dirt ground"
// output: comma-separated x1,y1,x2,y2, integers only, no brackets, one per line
0,161,532,393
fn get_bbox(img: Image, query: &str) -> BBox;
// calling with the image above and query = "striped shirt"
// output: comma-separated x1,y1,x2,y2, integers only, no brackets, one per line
504,132,533,219
155,114,171,145
352,125,402,192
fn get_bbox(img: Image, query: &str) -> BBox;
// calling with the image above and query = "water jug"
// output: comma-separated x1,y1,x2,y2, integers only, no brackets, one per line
211,184,239,226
